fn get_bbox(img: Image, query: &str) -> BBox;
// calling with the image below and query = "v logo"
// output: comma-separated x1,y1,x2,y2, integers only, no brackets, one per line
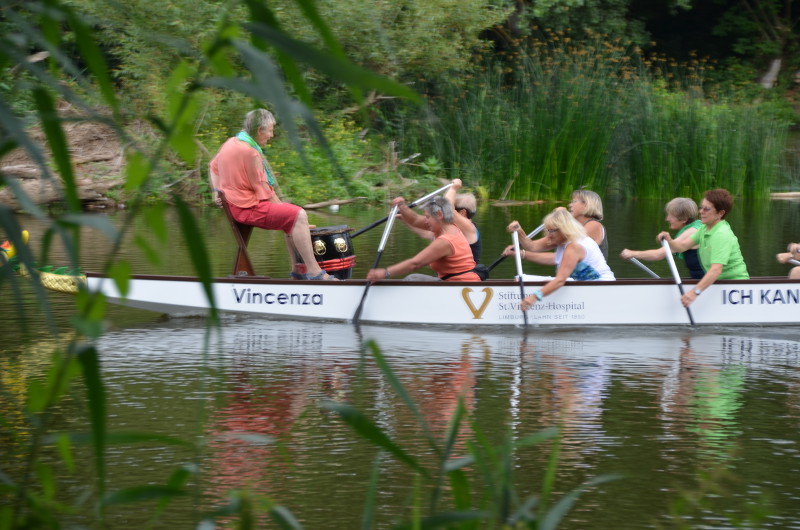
462,287,493,319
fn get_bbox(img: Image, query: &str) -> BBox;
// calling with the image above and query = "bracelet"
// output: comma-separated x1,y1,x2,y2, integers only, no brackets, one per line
384,268,391,279
534,289,543,301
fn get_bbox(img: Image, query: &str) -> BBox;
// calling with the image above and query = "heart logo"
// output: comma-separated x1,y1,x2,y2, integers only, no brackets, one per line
462,287,493,319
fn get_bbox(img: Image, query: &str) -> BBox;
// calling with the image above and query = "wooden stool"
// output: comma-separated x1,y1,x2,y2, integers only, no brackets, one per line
217,190,257,276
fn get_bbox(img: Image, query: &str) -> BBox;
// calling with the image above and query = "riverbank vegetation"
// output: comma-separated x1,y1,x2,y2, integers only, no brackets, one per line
2,0,799,207
398,34,793,200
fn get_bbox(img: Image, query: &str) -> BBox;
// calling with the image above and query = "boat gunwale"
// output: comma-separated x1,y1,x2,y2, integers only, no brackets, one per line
84,272,795,287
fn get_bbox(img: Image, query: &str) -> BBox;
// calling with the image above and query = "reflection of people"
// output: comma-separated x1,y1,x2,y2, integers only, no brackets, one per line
659,336,744,457
659,188,748,308
620,197,704,279
776,242,800,279
208,109,336,281
506,208,614,311
397,179,481,262
569,189,608,260
367,196,480,281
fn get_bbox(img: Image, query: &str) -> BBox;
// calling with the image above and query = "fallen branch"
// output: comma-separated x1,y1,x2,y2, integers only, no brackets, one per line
303,197,368,209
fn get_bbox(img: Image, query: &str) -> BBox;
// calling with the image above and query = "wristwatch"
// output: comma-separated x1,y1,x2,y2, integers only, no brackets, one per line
693,288,701,296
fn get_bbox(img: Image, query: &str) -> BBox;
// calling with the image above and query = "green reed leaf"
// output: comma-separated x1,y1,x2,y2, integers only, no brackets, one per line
75,343,106,499
63,8,119,115
107,260,131,298
320,400,429,477
367,341,439,456
174,195,218,322
103,486,187,506
245,23,420,103
55,433,75,473
32,88,79,211
269,505,304,530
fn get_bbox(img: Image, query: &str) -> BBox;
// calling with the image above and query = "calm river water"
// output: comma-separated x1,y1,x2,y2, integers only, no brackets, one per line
2,197,800,528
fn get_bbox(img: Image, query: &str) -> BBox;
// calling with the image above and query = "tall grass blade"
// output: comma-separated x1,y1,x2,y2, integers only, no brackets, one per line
360,453,382,530
75,344,106,504
173,195,218,323
366,341,439,456
32,88,79,211
320,401,429,477
538,474,621,530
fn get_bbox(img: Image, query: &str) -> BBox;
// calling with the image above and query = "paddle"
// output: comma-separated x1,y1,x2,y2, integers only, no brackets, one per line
351,183,453,238
661,238,695,326
353,204,400,324
486,224,545,272
512,231,528,326
627,257,660,278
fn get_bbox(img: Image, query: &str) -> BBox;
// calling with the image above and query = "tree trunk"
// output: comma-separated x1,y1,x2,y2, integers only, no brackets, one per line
759,57,782,88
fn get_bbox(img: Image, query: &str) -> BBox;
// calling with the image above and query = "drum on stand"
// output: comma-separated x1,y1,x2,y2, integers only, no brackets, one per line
294,225,356,280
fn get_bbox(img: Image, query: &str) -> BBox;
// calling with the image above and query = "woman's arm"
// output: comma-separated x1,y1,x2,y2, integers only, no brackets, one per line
209,168,221,205
506,221,555,253
620,247,666,261
680,263,723,307
397,202,430,231
622,227,698,261
657,231,695,253
366,237,451,280
585,220,604,247
520,243,584,310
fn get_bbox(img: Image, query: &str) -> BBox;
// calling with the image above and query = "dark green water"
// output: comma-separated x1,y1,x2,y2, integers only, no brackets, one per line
2,197,800,528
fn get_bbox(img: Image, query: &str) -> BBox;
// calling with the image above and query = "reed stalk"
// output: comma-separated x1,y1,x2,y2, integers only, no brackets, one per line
400,35,790,200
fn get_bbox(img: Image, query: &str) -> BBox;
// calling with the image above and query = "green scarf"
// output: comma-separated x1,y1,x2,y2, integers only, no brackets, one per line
236,131,275,187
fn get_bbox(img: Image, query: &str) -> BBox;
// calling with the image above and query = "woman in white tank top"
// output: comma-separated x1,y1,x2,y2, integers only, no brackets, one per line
505,207,615,311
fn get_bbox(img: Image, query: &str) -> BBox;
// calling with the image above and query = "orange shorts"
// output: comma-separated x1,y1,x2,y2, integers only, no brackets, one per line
229,200,302,234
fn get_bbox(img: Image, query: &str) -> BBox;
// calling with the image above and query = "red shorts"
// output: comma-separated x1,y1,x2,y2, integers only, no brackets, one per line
229,201,302,234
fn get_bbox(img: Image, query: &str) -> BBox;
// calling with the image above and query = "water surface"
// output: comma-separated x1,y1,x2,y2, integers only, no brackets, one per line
2,199,800,528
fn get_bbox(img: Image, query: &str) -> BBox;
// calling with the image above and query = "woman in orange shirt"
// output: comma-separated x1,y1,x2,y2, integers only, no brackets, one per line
367,196,480,282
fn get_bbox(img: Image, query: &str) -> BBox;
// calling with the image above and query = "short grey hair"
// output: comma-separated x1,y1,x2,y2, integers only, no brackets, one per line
454,193,477,218
665,197,698,223
242,109,276,138
424,196,454,224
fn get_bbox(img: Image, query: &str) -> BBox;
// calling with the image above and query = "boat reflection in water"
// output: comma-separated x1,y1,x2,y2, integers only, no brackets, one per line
80,319,800,527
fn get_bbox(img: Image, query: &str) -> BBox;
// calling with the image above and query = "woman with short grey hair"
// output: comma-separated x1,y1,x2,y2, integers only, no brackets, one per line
367,196,481,282
620,197,704,279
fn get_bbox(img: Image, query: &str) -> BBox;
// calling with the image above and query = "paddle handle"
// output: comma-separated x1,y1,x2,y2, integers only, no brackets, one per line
375,204,399,260
789,259,800,267
662,238,695,326
487,224,545,272
352,183,453,238
512,231,528,326
628,257,660,279
353,204,400,324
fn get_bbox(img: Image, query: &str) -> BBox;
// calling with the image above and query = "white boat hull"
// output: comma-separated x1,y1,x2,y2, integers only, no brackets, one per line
85,274,800,327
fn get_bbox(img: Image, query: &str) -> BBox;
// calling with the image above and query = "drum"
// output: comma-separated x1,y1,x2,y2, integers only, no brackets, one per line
294,225,356,280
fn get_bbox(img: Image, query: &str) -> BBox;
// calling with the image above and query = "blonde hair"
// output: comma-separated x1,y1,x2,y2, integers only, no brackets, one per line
572,189,603,220
665,197,698,223
544,207,586,243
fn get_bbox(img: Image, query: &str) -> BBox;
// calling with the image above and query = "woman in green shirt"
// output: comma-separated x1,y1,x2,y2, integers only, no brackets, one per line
621,197,704,279
659,188,749,308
